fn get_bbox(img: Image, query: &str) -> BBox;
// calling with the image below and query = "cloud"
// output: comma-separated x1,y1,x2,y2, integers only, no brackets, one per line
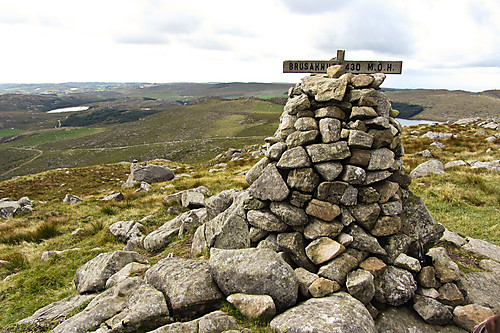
279,0,348,14
313,1,416,56
114,34,170,45
181,35,233,51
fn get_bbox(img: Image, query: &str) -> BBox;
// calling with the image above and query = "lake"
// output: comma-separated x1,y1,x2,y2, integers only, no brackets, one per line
46,106,89,114
397,118,441,127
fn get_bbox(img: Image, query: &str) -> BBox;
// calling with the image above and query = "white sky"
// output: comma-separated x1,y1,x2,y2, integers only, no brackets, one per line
1,0,499,92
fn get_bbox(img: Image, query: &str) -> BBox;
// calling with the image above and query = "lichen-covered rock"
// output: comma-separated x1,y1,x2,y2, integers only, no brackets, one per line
248,164,290,201
74,251,144,294
146,258,224,318
270,292,376,333
413,295,452,325
53,278,170,333
346,268,375,305
125,163,174,185
150,310,240,333
374,266,417,306
226,293,276,319
209,248,298,312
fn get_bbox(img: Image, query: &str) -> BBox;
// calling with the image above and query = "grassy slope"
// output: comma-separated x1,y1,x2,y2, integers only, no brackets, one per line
386,89,500,122
0,121,499,331
0,99,283,180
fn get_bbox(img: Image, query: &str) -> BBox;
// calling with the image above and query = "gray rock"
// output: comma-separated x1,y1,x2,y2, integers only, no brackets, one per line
422,131,453,140
276,146,312,169
393,253,421,272
400,189,445,258
209,247,298,312
284,93,310,115
453,304,495,332
352,74,375,88
364,170,392,185
287,168,320,193
347,224,386,255
250,227,269,243
380,201,403,216
198,191,251,252
270,292,376,333
462,236,500,262
314,105,346,120
150,310,239,333
63,193,83,204
339,164,366,185
305,199,340,222
314,162,343,181
205,189,237,221
437,282,465,307
277,232,316,272
301,76,348,102
247,210,288,232
109,220,144,244
370,215,402,237
294,117,318,131
105,262,150,289
367,148,395,170
270,201,308,227
318,251,360,285
374,266,417,306
135,181,152,192
146,258,224,318
248,164,289,201
289,191,312,208
286,130,319,148
316,181,358,206
125,163,174,185
457,271,500,314
427,247,460,283
305,237,345,265
295,267,319,298
303,217,344,240
74,250,144,294
305,141,351,163
346,269,375,304
245,157,270,185
226,293,276,319
98,191,124,201
348,130,374,148
319,118,341,143
181,190,205,209
413,295,452,325
16,294,96,329
266,142,288,160
351,106,378,119
53,278,170,333
410,159,446,178
375,306,467,333
348,203,381,230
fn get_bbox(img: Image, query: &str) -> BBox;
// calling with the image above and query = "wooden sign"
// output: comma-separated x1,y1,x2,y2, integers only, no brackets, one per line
283,50,402,74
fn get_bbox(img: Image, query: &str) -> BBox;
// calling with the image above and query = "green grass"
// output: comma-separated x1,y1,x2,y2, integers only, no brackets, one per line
0,128,24,138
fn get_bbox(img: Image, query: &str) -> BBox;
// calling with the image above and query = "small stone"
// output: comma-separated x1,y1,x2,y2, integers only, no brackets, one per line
284,94,310,115
453,304,495,332
359,257,387,277
418,266,439,289
305,237,345,265
346,269,375,304
277,232,316,272
348,203,381,230
350,106,378,120
270,202,308,227
286,130,319,148
348,130,374,149
339,165,366,185
410,159,446,178
437,283,465,307
380,201,403,216
247,210,288,232
367,148,395,170
294,267,319,298
303,218,344,240
319,118,341,143
427,247,460,283
326,65,345,78
314,106,346,120
276,146,312,169
308,277,339,297
305,141,351,163
287,168,320,193
393,253,421,272
352,74,375,88
266,142,287,160
370,215,401,237
248,164,290,201
295,117,318,131
305,199,341,221
413,295,452,325
313,162,343,181
226,293,276,319
289,191,312,208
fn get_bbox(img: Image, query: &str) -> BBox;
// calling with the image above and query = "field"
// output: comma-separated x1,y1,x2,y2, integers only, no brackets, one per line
0,118,499,331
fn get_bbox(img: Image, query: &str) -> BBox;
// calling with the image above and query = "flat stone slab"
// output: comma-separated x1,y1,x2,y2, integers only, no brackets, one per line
270,292,375,333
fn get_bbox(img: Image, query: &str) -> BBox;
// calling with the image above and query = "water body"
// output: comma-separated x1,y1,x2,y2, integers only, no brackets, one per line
396,118,441,127
46,106,89,114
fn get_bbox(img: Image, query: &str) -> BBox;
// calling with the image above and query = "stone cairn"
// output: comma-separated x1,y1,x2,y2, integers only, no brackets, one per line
194,67,461,323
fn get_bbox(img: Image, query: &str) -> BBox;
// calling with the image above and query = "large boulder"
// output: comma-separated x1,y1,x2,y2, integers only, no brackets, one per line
53,278,171,333
270,292,376,333
146,258,224,318
73,251,144,294
124,163,174,186
375,306,467,333
209,247,298,312
149,310,240,333
16,295,96,330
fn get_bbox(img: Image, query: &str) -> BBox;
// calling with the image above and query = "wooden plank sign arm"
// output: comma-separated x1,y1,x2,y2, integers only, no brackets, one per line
283,50,402,74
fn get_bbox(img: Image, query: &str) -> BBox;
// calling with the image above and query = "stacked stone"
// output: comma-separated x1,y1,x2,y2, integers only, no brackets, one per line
242,68,435,311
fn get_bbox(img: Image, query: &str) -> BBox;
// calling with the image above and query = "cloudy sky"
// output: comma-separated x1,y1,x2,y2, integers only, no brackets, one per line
1,0,499,91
